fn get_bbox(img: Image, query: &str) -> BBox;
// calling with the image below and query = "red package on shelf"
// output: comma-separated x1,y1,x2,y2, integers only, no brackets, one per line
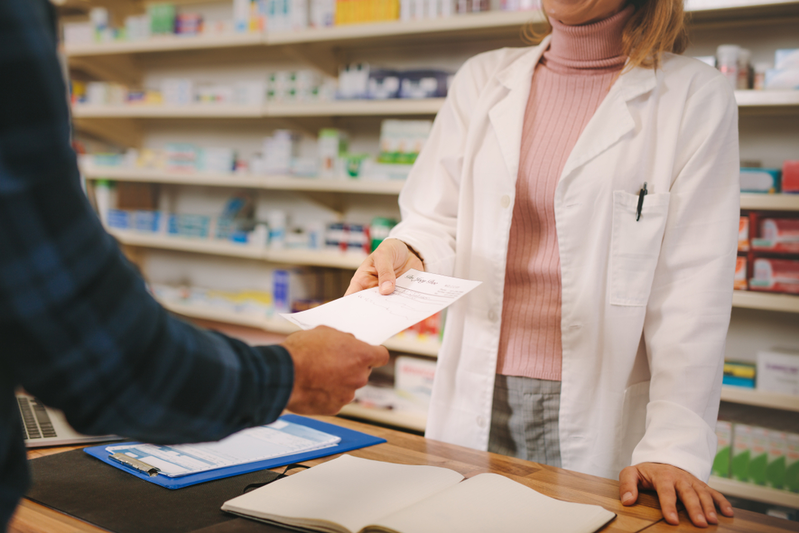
783,160,799,193
752,218,799,253
734,256,748,290
738,216,750,251
750,258,799,294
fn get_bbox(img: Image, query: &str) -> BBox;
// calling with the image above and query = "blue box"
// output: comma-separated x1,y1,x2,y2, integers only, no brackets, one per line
133,210,161,232
168,213,210,238
106,209,131,229
740,168,781,194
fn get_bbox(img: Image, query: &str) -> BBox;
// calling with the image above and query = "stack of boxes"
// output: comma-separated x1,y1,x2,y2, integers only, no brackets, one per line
714,413,799,495
737,212,799,295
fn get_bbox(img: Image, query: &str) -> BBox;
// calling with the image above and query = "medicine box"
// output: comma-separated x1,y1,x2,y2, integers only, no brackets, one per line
765,68,799,90
723,359,755,387
734,257,748,291
752,218,799,253
748,426,770,486
713,421,732,478
788,433,799,493
783,160,799,194
740,167,781,194
757,349,799,396
775,49,799,70
738,216,749,251
394,356,437,410
750,258,799,294
767,429,789,489
732,423,753,482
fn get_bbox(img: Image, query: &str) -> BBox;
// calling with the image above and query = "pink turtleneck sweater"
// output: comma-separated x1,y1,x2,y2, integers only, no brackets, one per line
496,6,633,381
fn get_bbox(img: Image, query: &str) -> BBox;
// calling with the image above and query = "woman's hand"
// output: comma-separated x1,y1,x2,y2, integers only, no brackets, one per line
345,239,424,296
619,462,734,528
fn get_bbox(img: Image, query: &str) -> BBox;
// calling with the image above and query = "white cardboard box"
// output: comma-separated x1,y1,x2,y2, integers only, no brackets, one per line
757,349,799,396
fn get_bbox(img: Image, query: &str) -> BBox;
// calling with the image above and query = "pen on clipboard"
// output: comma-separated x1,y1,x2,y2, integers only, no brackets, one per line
109,453,161,477
636,182,648,221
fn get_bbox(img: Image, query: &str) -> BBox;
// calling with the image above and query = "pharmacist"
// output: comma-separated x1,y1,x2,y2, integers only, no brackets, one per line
347,0,739,527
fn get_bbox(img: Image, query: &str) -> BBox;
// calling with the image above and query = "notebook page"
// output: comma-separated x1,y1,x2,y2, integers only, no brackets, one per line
222,455,464,533
370,473,616,533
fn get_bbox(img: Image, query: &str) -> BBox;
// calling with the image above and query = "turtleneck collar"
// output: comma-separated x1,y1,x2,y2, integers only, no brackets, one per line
542,3,634,71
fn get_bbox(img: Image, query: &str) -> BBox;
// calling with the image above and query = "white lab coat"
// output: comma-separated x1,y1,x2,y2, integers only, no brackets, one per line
390,37,740,482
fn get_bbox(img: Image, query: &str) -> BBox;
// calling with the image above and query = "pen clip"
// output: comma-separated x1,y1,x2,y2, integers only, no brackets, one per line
636,182,648,222
109,452,161,477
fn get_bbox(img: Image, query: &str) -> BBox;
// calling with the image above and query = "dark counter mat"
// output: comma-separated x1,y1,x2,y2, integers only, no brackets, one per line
25,449,293,533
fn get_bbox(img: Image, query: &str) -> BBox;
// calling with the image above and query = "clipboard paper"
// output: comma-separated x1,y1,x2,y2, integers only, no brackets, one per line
84,415,386,489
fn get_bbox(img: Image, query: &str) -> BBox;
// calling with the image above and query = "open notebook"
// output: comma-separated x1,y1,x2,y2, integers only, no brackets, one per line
222,454,616,533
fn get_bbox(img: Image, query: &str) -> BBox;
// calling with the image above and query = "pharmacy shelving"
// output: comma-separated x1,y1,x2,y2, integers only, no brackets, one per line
82,165,406,194
64,11,543,58
740,193,799,211
732,291,799,314
708,476,799,509
65,31,264,57
62,1,799,59
69,91,799,124
720,386,799,412
266,98,444,117
109,229,367,268
735,90,799,109
160,298,441,357
72,104,264,119
72,99,445,119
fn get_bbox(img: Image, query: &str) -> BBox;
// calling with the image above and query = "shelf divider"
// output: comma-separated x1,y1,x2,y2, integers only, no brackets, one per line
709,476,799,508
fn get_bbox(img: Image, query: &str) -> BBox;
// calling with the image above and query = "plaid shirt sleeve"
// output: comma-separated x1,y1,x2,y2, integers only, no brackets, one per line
0,0,294,443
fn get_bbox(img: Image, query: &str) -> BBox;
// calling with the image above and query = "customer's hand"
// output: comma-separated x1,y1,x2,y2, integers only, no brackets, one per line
619,462,733,528
282,326,389,415
345,238,424,296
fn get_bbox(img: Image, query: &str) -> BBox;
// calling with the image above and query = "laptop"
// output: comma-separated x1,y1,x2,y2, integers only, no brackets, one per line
17,393,122,448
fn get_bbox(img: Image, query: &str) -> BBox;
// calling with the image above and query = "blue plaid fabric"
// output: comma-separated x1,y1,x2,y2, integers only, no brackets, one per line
0,1,293,527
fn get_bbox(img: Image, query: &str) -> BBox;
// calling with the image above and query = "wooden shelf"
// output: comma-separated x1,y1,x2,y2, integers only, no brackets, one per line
721,386,799,412
162,300,297,333
69,91,799,121
709,476,799,508
266,99,444,117
110,229,367,267
65,32,264,57
736,90,799,115
112,230,265,258
732,291,799,313
72,104,264,118
160,299,441,357
72,99,444,118
82,165,405,194
63,3,799,58
64,11,541,58
735,90,799,108
338,403,427,432
740,194,799,211
265,248,365,269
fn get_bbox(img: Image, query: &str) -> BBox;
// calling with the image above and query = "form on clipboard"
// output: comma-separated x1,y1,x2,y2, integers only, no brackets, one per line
281,269,481,346
105,419,340,478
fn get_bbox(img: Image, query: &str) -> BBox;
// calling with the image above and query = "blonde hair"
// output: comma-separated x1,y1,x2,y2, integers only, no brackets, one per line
523,0,689,72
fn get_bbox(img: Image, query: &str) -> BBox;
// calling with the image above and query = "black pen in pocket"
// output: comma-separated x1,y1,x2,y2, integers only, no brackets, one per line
636,182,648,221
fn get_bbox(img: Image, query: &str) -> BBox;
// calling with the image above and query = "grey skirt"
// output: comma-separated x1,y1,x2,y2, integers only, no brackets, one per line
487,374,562,467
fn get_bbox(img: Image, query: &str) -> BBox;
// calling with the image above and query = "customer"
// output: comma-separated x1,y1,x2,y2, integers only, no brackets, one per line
347,0,739,527
0,1,388,529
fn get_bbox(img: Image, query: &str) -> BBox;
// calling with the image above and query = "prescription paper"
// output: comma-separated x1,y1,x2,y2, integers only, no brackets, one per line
106,419,339,477
281,270,481,345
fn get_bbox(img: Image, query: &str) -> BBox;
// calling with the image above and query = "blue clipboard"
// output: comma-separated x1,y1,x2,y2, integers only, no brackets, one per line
83,415,386,489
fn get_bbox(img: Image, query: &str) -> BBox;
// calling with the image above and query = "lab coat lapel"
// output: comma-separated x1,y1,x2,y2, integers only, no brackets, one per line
488,39,550,183
560,65,657,181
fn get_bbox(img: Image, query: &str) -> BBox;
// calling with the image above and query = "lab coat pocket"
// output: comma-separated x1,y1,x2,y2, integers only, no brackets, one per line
619,380,650,466
610,190,670,306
